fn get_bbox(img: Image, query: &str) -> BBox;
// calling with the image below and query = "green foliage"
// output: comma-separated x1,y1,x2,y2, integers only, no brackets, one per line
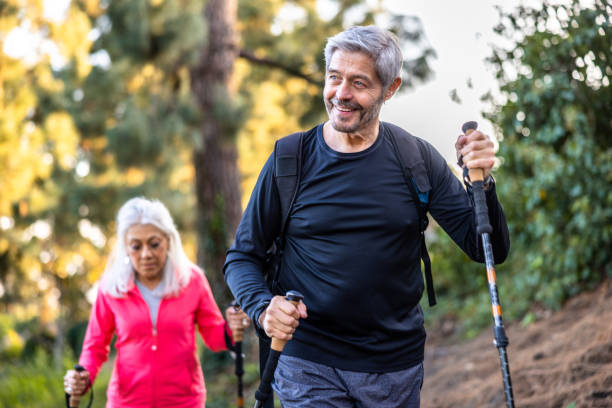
423,0,611,334
486,0,612,309
0,348,111,408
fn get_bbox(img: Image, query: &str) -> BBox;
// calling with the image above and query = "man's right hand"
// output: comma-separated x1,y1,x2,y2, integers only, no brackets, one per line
259,295,307,341
64,368,90,396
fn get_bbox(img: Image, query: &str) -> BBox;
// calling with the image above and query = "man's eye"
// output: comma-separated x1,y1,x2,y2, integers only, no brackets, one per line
130,245,141,251
150,242,160,249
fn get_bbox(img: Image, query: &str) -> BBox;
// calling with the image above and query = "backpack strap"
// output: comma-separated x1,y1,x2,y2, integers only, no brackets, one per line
274,131,304,238
384,122,437,307
268,131,304,291
256,131,304,408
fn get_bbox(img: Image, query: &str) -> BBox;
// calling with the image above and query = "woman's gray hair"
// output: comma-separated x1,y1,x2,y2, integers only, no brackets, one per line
324,25,403,90
100,197,196,298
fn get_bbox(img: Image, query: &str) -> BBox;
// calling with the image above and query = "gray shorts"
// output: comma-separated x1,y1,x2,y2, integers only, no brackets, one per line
272,354,424,408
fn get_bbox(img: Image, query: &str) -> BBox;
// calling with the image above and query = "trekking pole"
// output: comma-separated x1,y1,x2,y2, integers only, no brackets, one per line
64,364,93,408
231,300,245,408
461,121,515,408
253,290,304,408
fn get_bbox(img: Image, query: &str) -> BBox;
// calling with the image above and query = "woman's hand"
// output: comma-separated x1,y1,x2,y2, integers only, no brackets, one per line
225,306,250,340
64,368,90,396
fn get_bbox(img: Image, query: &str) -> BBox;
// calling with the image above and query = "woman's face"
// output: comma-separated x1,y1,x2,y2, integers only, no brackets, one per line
126,223,169,285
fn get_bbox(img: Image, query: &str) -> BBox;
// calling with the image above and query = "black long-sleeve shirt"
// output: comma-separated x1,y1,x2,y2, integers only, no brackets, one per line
224,122,510,372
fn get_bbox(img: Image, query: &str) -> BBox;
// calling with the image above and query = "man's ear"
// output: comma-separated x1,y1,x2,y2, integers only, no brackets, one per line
384,77,402,100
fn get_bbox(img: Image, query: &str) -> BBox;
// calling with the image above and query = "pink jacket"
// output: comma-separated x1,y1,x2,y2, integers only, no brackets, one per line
79,268,233,407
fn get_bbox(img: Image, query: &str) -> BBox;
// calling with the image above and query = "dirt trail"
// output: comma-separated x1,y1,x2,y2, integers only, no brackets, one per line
421,279,612,407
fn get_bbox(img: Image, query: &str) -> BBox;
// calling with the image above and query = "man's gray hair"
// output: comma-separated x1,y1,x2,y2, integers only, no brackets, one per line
324,25,403,90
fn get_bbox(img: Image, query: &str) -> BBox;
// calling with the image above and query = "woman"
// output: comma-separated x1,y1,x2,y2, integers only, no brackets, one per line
64,197,250,407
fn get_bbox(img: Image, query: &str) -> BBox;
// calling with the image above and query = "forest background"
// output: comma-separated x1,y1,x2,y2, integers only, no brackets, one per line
0,0,610,407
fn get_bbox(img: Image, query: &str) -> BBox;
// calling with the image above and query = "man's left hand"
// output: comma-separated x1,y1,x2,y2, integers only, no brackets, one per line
455,129,496,180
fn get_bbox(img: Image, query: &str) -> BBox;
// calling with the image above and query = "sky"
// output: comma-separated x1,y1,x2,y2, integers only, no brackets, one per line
380,0,515,163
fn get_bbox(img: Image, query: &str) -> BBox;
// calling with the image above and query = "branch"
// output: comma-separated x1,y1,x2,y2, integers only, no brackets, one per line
238,49,323,86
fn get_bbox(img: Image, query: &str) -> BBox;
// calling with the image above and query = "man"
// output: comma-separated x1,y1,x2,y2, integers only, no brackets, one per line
224,25,510,407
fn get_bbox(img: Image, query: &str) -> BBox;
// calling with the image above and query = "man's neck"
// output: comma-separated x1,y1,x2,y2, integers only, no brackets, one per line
323,119,380,153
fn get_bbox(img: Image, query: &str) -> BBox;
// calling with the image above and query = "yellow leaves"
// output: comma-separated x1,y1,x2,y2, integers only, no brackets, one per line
0,121,45,214
0,238,8,253
83,0,104,18
237,80,302,207
0,108,79,213
29,183,59,213
55,251,80,279
33,64,64,92
0,12,20,37
0,58,37,122
169,162,195,192
21,256,42,282
43,111,79,170
125,167,146,186
128,63,165,93
230,59,250,94
18,200,29,217
180,233,197,264
150,0,164,7
2,328,25,357
49,6,93,78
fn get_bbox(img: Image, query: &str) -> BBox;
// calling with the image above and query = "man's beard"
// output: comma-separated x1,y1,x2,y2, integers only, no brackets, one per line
325,95,384,133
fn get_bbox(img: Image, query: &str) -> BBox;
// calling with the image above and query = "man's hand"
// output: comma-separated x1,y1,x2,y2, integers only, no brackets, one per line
455,129,496,180
64,368,90,397
259,295,307,341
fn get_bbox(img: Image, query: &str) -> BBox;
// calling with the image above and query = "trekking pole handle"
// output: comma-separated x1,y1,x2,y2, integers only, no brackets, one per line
462,121,492,235
69,365,86,407
270,290,303,352
253,290,304,408
461,121,485,182
231,300,245,343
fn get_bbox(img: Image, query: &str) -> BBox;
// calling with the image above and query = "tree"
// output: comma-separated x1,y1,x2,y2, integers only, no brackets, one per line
0,0,108,364
485,0,611,309
0,0,209,363
190,0,243,304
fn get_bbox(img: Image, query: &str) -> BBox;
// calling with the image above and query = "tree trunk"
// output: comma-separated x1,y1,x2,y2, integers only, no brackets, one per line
190,0,241,306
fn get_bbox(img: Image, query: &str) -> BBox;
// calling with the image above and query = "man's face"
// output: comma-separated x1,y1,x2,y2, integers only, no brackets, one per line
323,49,385,134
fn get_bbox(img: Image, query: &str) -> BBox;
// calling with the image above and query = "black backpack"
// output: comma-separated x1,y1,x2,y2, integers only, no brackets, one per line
257,122,435,408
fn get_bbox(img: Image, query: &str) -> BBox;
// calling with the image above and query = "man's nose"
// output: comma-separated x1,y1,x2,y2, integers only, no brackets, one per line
336,80,352,100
